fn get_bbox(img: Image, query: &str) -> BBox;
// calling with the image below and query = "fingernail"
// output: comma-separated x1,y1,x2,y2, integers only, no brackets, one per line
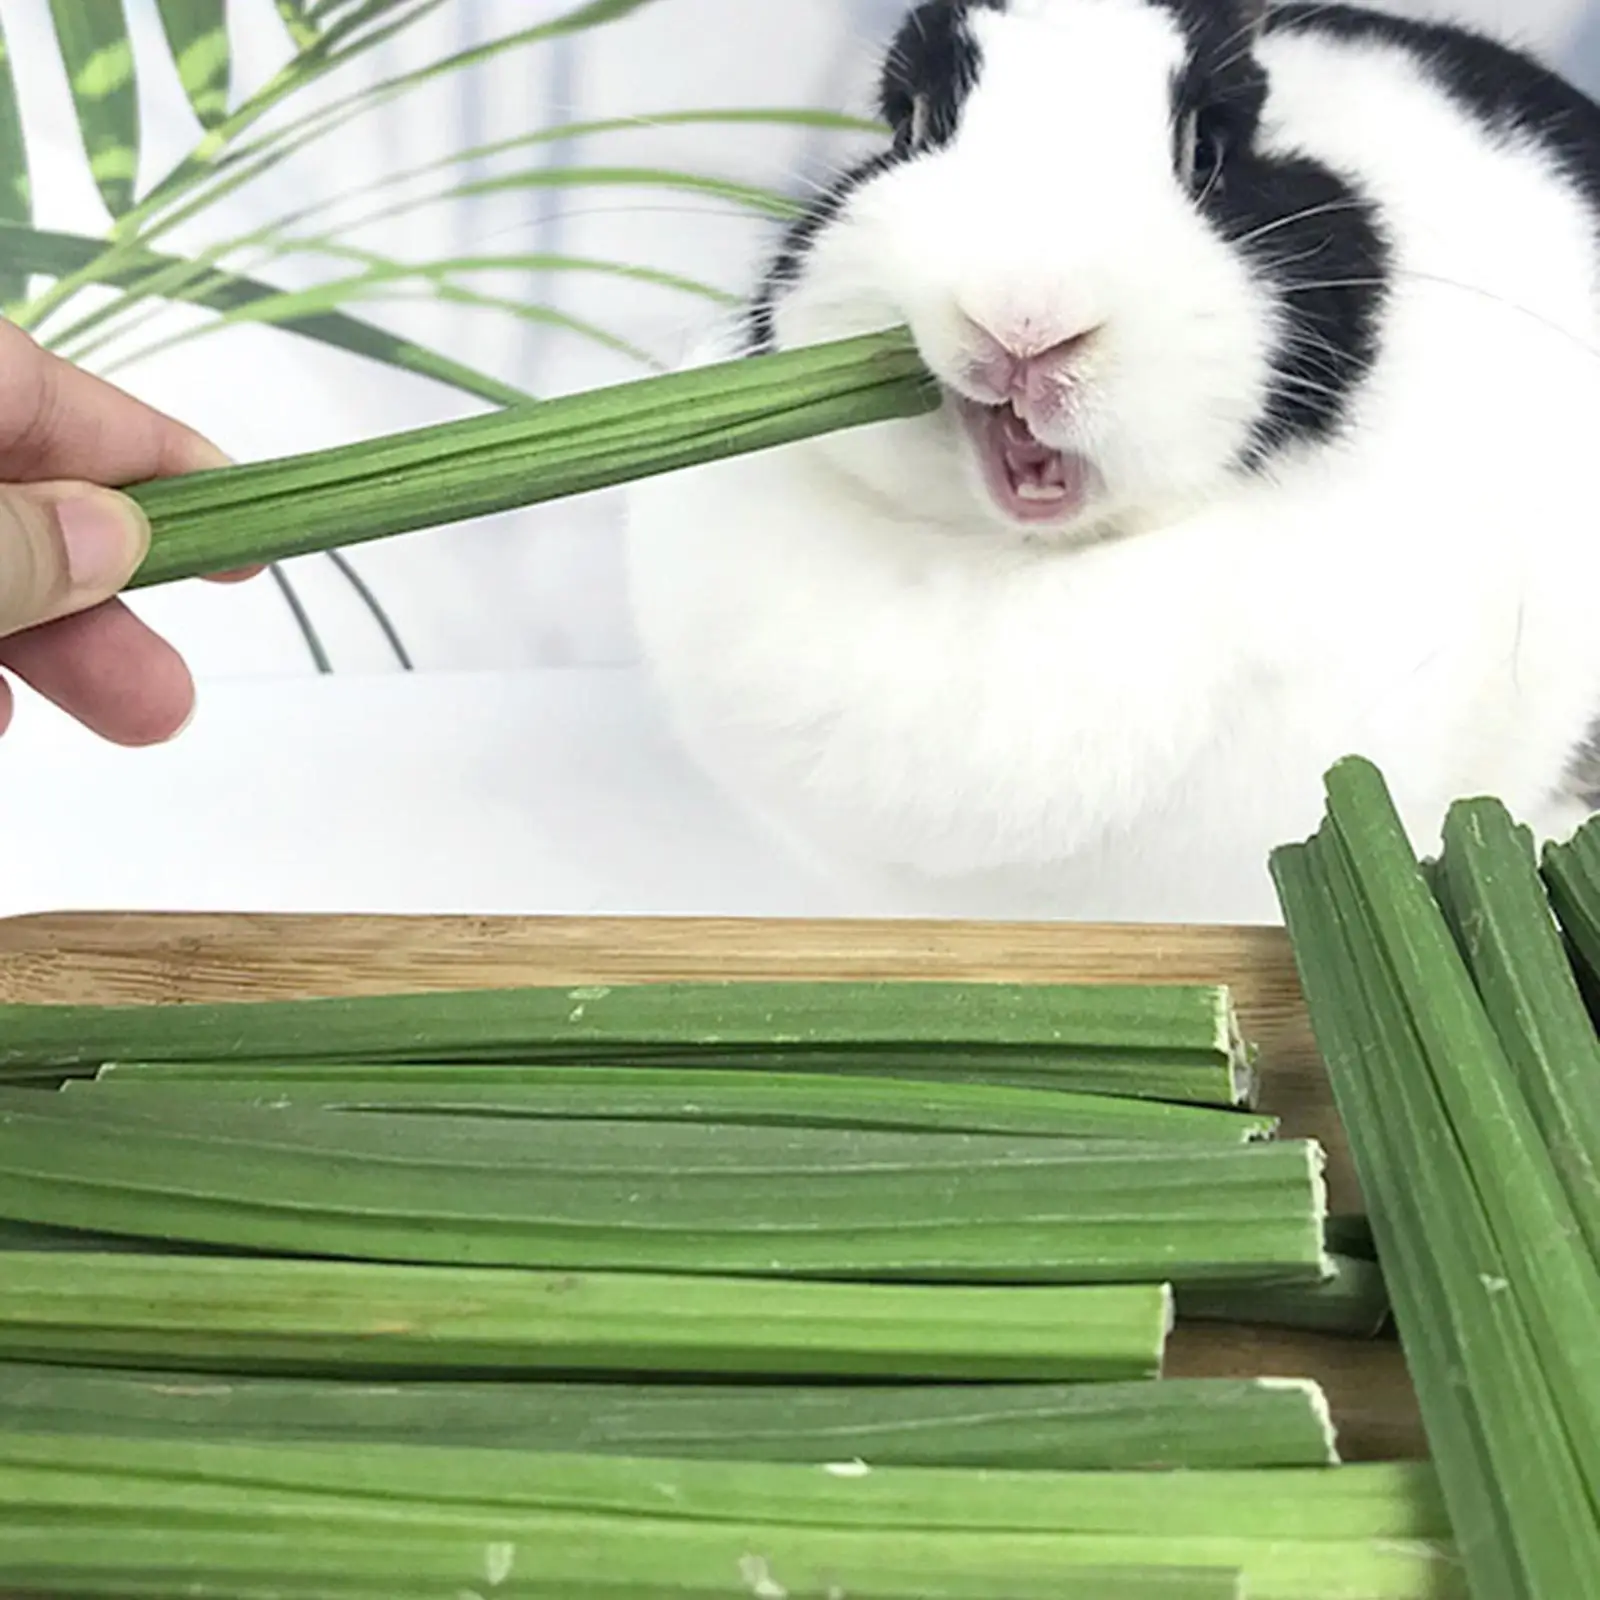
56,491,151,593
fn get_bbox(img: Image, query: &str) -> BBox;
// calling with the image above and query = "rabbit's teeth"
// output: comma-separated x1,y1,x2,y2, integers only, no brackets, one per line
958,397,1096,524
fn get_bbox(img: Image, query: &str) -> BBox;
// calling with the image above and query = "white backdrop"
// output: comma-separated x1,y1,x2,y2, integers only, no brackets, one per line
1,0,1594,919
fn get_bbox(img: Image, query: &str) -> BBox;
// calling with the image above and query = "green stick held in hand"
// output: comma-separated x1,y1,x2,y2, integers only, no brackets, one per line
122,330,939,587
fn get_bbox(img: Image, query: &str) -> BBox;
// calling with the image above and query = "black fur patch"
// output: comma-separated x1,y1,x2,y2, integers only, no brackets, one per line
1151,0,1266,58
1208,152,1390,464
1146,4,1388,462
1566,731,1600,810
879,0,1007,154
1165,3,1271,214
1162,1,1270,127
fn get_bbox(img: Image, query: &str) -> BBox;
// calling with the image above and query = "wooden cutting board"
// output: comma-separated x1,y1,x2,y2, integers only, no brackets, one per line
0,910,1423,1461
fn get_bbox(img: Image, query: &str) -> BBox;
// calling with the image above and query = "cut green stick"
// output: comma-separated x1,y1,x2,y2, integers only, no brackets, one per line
0,1250,1171,1380
0,1430,1459,1599
1318,758,1600,1495
78,1064,1278,1142
1274,837,1550,1599
0,1430,1446,1536
123,330,939,587
0,979,1255,1106
1320,815,1599,1579
0,1090,1326,1283
1,1219,1375,1339
1273,764,1600,1598
1541,813,1600,992
0,1362,1339,1469
1176,1254,1391,1339
1434,799,1600,1259
65,1051,1235,1100
0,1525,1245,1600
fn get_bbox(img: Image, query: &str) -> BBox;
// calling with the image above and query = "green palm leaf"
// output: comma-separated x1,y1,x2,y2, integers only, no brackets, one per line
47,0,142,218
215,107,877,234
322,0,666,60
14,0,671,333
318,0,445,50
183,0,673,220
155,1,233,130
0,223,527,407
331,249,733,305
87,245,734,374
306,0,407,17
93,105,848,340
35,103,868,353
273,1,321,52
0,13,31,305
41,160,791,358
100,271,660,376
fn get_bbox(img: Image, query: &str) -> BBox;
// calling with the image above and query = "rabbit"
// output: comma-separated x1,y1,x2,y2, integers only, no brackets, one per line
623,0,1600,925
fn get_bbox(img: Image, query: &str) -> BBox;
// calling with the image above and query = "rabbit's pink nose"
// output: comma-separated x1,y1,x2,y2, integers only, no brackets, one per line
956,314,1097,417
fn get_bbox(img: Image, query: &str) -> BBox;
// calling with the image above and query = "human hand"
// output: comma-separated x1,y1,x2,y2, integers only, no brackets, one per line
0,319,258,745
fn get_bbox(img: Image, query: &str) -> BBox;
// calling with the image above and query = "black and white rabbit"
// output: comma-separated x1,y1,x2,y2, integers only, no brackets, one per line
624,0,1600,923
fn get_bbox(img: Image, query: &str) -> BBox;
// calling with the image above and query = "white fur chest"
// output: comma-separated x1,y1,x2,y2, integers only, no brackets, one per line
625,420,1597,924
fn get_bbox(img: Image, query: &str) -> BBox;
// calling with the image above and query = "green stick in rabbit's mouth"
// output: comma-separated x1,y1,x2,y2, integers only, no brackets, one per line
123,330,940,590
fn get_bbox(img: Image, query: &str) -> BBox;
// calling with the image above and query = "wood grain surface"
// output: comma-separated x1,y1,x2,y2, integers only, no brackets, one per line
0,910,1424,1461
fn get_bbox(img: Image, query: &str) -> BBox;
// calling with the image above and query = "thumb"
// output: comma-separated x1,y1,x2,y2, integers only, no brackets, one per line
0,483,151,641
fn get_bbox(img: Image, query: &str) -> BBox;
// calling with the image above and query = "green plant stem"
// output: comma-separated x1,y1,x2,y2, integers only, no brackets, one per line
1176,1254,1391,1339
1273,838,1536,1598
0,222,529,404
70,243,734,374
0,976,1251,1105
45,101,839,357
12,0,659,334
0,1091,1327,1283
1541,815,1600,993
0,1363,1339,1470
47,165,788,362
1434,800,1600,1260
78,1065,1278,1142
1272,762,1600,1599
0,1251,1173,1381
0,1431,1458,1598
106,332,934,586
1319,759,1600,1494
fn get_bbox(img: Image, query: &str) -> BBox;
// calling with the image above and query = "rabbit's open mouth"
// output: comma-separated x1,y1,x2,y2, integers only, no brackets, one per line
956,398,1096,525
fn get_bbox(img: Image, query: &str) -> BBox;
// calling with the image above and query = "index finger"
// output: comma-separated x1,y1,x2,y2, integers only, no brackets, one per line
0,319,231,485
